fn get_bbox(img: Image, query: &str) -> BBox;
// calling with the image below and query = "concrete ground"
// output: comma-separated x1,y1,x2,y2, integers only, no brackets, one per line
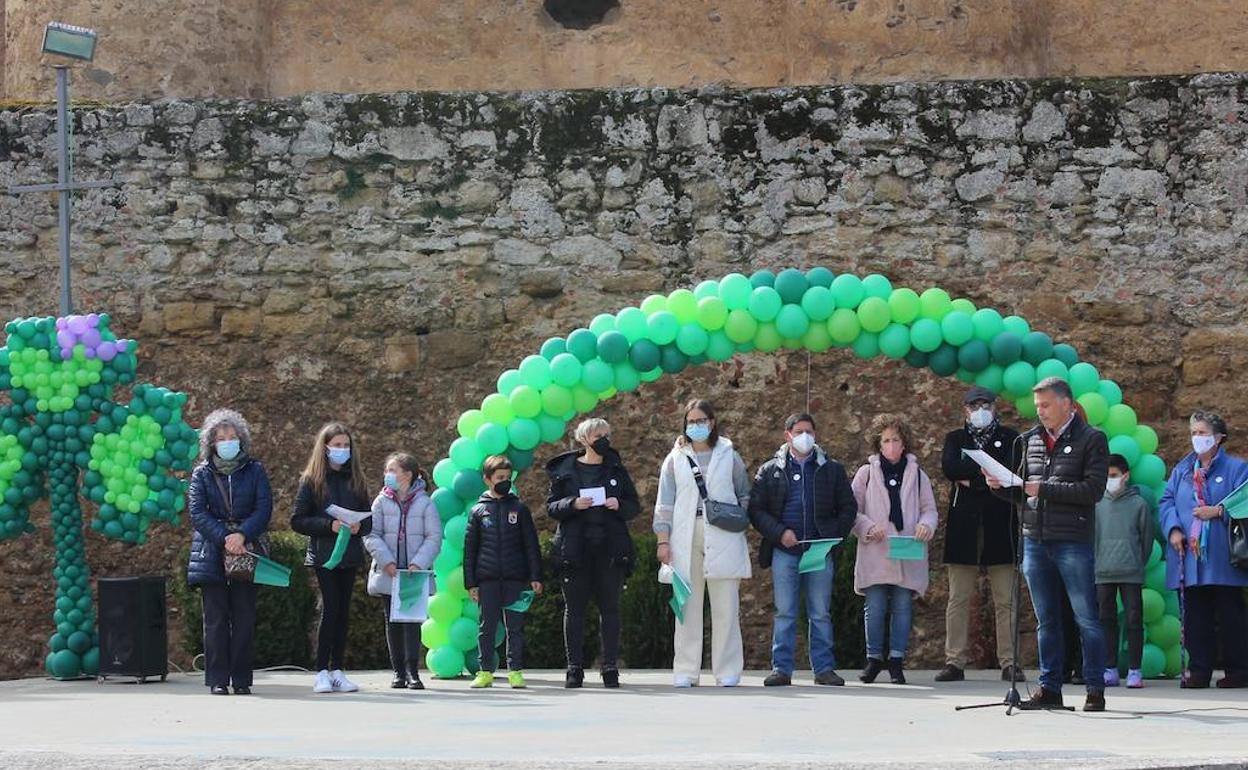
1,668,1246,770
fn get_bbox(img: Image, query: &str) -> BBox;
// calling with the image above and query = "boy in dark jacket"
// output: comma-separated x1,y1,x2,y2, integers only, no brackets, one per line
1095,453,1154,689
465,455,543,689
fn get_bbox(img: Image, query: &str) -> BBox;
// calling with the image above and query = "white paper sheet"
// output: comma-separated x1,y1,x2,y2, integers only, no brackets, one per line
579,486,607,506
326,504,373,525
389,570,431,623
962,449,1024,487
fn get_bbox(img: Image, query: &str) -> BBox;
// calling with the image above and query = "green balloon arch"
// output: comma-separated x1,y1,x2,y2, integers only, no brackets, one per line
422,267,1181,680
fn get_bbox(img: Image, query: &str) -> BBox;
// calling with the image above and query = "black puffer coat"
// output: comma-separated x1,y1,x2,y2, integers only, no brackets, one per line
748,445,857,569
545,448,640,573
463,492,542,587
290,464,373,569
186,457,273,585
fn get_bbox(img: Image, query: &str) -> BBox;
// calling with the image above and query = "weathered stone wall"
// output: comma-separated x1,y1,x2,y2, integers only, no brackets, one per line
5,1,1248,100
1,73,1247,677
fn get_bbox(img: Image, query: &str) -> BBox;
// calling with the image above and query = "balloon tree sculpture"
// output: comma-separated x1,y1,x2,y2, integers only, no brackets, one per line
0,314,197,679
421,268,1183,679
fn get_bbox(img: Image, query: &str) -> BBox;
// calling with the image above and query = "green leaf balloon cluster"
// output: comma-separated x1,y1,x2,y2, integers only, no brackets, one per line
424,268,1178,677
0,314,196,680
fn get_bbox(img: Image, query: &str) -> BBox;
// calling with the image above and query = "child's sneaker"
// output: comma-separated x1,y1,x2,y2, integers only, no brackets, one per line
313,669,334,694
1103,667,1120,687
508,670,527,689
470,671,494,689
1126,669,1144,688
330,670,359,693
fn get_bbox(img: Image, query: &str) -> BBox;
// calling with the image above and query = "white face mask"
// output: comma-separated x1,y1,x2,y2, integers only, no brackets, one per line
1192,435,1218,456
968,408,994,430
1105,477,1124,495
791,432,815,455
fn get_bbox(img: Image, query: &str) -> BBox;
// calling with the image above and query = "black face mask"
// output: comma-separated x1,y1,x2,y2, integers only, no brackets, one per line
492,480,512,496
591,436,611,456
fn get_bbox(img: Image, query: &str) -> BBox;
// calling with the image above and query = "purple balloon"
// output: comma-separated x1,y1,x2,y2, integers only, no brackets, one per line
97,343,117,362
56,330,74,349
67,316,87,335
55,318,68,330
83,345,97,359
59,348,72,361
82,329,101,348
86,313,100,327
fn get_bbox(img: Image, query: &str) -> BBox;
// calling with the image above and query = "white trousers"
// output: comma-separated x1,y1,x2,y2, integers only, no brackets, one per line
673,517,744,684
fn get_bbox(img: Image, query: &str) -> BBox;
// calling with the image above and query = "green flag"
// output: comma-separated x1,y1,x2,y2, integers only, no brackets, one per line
504,589,536,613
321,526,352,570
398,571,429,611
798,538,842,573
251,554,291,588
1222,477,1248,520
669,570,692,623
888,536,926,561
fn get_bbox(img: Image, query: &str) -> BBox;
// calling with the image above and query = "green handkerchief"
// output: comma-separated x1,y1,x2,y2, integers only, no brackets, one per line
252,554,291,588
321,526,352,570
398,571,428,611
504,589,536,613
798,538,842,573
669,570,692,623
888,536,926,561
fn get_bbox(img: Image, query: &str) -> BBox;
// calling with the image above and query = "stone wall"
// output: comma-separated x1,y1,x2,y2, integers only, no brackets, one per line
1,73,1247,677
5,1,1248,100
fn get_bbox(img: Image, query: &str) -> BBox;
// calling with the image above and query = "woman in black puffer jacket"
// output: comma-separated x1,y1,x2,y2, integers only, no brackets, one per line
545,417,641,689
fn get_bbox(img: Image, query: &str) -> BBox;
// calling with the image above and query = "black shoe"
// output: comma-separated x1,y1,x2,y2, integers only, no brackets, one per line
407,673,424,690
602,668,620,689
232,686,251,695
210,685,230,696
934,664,965,682
814,670,845,686
1217,674,1248,689
763,671,792,687
1181,675,1211,689
1083,690,1106,712
1001,665,1026,682
565,667,584,689
887,658,906,685
1069,672,1086,685
859,658,884,684
390,673,408,689
1016,687,1065,710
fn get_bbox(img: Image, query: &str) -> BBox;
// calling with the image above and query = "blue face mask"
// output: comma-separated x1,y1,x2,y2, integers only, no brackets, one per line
215,439,240,461
327,446,351,465
383,472,400,491
685,423,711,443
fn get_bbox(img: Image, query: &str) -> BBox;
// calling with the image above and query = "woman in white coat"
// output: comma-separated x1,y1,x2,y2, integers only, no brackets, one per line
654,399,753,687
363,452,441,689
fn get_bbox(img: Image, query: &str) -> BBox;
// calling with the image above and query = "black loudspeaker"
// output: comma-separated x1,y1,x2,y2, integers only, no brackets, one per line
97,576,168,683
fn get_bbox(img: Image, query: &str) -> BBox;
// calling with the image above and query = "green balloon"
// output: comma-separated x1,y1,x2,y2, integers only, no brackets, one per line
427,644,464,678
449,437,485,471
1021,332,1054,365
950,298,977,315
571,384,599,414
856,297,891,333
904,348,929,368
719,273,752,309
706,330,736,361
474,422,509,455
647,312,680,345
541,384,573,416
774,268,809,304
851,330,880,359
1104,404,1138,438
990,332,1023,366
540,336,567,360
1002,361,1037,397
1078,392,1109,426
667,289,699,323
831,274,865,310
613,363,641,393
567,328,599,363
827,308,861,345
457,409,487,439
774,305,810,339
596,331,630,364
879,324,912,359
1164,643,1183,677
919,287,952,320
696,297,729,330
640,294,667,315
443,515,468,549
1016,395,1038,419
589,313,616,335
940,311,974,347
861,273,893,299
909,318,943,353
887,288,920,324
971,308,1004,342
801,323,832,353
928,344,959,377
549,353,584,388
616,307,650,342
693,280,720,300
1134,425,1159,455
1052,343,1079,367
748,286,783,322
1140,589,1164,624
750,269,776,288
1068,362,1100,396
724,309,758,343
1097,379,1123,407
676,323,710,356
975,364,1005,394
537,413,566,443
659,345,688,374
509,385,542,419
581,359,615,392
48,649,81,679
506,418,541,451
1140,643,1165,678
1001,315,1030,338
800,286,835,321
432,488,465,521
1148,615,1180,651
519,355,552,389
1035,358,1069,383
449,616,478,652
496,369,523,396
806,266,835,288
754,323,783,352
957,339,991,372
628,339,661,371
639,365,663,382
1145,558,1167,594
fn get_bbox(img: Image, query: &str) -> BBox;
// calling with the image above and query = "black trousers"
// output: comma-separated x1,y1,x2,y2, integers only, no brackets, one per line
201,580,257,689
381,597,423,676
477,580,526,672
314,567,357,671
1183,584,1248,680
562,549,625,669
1097,582,1143,669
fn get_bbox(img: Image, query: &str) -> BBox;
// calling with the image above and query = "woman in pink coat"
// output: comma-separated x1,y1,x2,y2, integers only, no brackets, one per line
851,414,938,684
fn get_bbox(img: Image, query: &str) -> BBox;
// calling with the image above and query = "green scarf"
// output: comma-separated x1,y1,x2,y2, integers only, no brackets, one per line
212,451,246,476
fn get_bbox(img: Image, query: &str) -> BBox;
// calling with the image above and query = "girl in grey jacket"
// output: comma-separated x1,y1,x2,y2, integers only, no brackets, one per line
363,453,441,689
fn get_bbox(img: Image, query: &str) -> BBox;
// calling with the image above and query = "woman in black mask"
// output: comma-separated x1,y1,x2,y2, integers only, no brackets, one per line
545,418,641,688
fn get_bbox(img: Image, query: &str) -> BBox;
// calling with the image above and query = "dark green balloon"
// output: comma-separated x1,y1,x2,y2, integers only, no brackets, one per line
567,328,599,363
773,268,809,304
990,333,1023,366
904,348,929,369
957,339,991,372
1021,331,1054,366
628,339,661,371
749,270,776,288
659,345,688,374
806,266,835,288
1052,343,1079,367
596,331,630,364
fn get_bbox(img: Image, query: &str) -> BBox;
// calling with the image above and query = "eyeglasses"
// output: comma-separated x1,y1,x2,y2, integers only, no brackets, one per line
687,418,712,426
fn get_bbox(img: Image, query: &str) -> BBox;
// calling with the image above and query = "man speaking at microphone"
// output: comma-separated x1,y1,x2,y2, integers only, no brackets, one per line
985,377,1109,712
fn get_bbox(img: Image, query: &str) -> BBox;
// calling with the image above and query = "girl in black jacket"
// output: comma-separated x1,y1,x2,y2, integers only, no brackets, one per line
291,421,372,694
545,417,640,688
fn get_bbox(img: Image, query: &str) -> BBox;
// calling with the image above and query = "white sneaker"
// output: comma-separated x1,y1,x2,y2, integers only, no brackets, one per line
717,676,741,687
330,669,359,693
313,669,334,694
673,675,697,688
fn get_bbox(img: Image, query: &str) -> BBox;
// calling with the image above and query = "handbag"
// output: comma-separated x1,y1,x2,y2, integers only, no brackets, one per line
213,473,270,582
1229,517,1248,571
685,456,749,533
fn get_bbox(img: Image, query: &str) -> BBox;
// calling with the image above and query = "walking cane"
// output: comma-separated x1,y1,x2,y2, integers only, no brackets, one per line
1178,545,1189,686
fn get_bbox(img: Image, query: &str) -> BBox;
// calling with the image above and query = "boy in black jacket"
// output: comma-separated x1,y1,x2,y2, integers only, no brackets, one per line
465,455,543,688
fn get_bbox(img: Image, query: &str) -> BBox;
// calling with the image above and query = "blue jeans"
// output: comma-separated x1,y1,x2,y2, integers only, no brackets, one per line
863,584,913,660
770,548,837,674
1022,537,1106,693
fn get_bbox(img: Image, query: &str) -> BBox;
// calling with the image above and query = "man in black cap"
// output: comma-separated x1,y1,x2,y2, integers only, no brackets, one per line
936,386,1024,682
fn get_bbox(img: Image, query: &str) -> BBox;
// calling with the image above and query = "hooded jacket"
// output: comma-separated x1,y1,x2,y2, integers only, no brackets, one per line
463,491,542,587
545,447,640,572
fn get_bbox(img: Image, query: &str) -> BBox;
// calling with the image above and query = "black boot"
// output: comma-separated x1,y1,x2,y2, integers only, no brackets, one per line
407,666,424,690
602,668,620,689
565,667,584,689
390,672,408,689
887,657,906,685
859,658,884,683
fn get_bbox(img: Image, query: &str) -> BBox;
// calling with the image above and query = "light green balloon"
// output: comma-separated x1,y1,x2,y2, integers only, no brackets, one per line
481,394,514,426
667,289,699,323
647,311,680,345
696,297,729,331
1104,404,1138,438
1035,358,1069,383
827,308,861,345
509,385,543,419
802,322,833,353
676,323,710,356
748,286,783,322
879,323,912,359
519,355,552,389
724,309,758,343
1015,395,1038,419
571,384,599,414
775,305,810,339
541,384,573,417
693,280,720,300
496,369,523,396
857,296,891,333
549,353,583,388
615,307,649,343
887,288,921,324
971,308,1005,342
640,294,667,315
861,273,893,300
1002,361,1037,397
1097,379,1123,407
800,286,835,321
753,322,782,352
1001,315,1031,338
457,409,487,439
1134,425,1159,455
950,298,977,315
589,313,617,335
974,364,1005,394
940,311,975,346
919,287,953,320
719,273,753,310
1078,392,1109,426
831,274,865,309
